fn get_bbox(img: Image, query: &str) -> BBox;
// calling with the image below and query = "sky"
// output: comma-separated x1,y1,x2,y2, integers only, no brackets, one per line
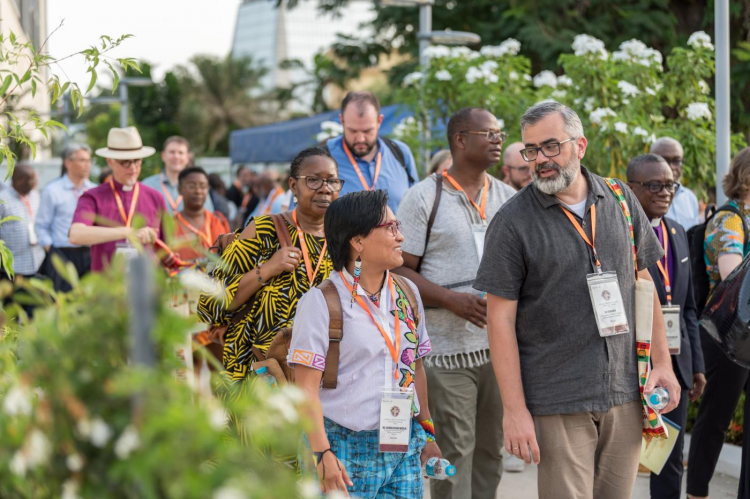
47,0,242,91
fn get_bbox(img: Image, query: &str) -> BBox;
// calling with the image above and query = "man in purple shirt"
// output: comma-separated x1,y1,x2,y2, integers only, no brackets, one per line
626,153,705,499
69,127,167,271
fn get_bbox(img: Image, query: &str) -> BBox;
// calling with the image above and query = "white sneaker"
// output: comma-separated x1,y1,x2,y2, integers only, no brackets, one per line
503,454,526,472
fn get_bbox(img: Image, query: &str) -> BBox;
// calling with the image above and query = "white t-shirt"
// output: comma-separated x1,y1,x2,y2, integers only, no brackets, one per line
564,199,587,219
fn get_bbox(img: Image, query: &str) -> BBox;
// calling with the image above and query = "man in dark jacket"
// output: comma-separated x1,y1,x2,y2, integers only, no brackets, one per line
627,153,706,499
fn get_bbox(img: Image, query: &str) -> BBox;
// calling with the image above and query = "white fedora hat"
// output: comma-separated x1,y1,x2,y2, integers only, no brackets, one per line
95,126,156,160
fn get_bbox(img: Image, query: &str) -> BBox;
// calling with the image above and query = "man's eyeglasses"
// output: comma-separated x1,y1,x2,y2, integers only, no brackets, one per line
520,138,576,162
661,157,684,167
630,181,680,194
376,220,402,237
460,129,508,143
296,176,345,192
507,165,531,174
114,158,142,168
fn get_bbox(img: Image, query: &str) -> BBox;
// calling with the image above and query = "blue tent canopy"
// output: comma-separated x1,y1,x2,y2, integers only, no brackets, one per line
230,104,413,164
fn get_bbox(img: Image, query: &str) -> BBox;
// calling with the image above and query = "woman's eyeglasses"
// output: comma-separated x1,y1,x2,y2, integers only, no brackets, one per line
376,220,403,237
296,176,345,192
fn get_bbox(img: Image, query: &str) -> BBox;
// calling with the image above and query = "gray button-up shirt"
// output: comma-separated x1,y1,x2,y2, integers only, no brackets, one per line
474,167,663,416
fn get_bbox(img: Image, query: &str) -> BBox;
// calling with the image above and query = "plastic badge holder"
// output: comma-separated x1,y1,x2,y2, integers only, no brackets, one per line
378,387,413,453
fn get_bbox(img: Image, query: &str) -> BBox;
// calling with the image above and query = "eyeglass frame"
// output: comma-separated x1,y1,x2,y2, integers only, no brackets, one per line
660,156,684,167
113,158,143,169
459,129,508,143
520,138,577,162
295,175,346,192
629,180,681,194
375,220,403,237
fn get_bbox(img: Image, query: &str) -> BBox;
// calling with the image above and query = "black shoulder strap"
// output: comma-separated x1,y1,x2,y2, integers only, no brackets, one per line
416,174,443,274
382,137,416,185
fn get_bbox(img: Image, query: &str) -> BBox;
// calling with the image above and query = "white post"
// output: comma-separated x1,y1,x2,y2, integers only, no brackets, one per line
120,83,129,129
715,0,731,205
418,3,432,177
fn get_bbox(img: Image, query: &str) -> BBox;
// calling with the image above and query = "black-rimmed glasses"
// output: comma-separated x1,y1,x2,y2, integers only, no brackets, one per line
520,138,576,161
376,220,402,237
630,181,680,194
460,130,508,143
296,176,345,192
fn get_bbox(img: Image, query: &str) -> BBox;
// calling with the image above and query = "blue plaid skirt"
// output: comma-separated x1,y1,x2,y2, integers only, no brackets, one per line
301,417,427,499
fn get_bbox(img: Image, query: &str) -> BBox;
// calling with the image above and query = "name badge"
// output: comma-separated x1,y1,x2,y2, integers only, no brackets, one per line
27,222,38,246
379,388,412,453
663,304,681,355
471,223,487,262
587,271,630,337
115,242,138,271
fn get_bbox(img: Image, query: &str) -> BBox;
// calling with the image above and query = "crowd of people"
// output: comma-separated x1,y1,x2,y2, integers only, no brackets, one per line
1,89,749,499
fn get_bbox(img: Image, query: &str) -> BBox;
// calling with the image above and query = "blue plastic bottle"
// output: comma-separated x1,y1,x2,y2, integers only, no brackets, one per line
424,458,457,480
255,366,278,388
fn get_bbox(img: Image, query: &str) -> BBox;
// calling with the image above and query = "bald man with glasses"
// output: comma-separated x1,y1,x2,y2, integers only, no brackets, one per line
651,137,700,230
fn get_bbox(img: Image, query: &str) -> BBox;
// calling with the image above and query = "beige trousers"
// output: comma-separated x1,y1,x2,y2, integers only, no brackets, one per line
533,400,643,499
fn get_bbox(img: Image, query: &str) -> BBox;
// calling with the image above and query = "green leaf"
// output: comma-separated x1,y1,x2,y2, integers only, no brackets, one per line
9,31,16,45
0,75,12,95
0,243,14,280
86,68,98,93
19,70,31,84
30,78,36,97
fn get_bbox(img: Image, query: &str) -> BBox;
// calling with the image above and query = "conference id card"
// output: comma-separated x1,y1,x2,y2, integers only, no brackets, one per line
587,271,630,337
662,305,681,355
379,388,412,453
27,222,38,246
471,224,488,262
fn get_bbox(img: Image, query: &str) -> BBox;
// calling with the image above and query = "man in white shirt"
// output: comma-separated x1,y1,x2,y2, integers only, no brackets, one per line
651,137,700,230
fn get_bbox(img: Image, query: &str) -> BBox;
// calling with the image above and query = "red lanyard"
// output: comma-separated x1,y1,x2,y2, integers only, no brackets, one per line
176,211,213,247
561,203,601,271
263,187,284,215
339,271,401,380
441,170,489,220
292,209,327,284
108,180,140,228
343,141,381,191
160,174,182,211
19,194,33,218
655,220,672,304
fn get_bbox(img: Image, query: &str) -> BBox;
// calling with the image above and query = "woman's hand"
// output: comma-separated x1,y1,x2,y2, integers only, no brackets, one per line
317,451,352,496
263,246,301,278
420,441,442,467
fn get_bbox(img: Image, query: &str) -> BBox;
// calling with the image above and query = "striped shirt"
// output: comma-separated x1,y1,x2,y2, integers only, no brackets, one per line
0,188,44,275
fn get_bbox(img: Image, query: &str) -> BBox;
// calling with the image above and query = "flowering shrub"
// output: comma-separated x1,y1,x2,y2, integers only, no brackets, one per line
397,32,746,197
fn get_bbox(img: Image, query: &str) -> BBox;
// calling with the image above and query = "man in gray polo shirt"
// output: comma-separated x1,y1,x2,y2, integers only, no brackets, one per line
474,102,680,499
397,107,516,499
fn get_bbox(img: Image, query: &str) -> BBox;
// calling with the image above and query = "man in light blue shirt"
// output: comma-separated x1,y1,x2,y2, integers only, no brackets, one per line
36,144,97,291
141,136,214,214
651,137,701,230
326,91,418,212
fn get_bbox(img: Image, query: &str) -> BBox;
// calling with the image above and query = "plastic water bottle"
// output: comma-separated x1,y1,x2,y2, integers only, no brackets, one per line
254,366,277,388
424,457,457,480
647,387,670,411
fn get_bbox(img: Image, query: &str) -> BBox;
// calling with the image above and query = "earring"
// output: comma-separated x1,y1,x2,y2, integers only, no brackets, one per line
293,195,298,203
351,254,362,305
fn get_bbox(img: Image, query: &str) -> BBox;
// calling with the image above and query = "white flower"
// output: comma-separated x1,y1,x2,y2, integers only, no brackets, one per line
178,269,223,295
90,417,113,447
298,479,320,499
572,34,608,60
480,60,499,72
645,87,657,96
583,97,596,113
402,72,423,87
422,45,451,60
686,102,712,121
612,39,663,67
66,453,84,472
448,46,479,59
76,418,91,438
557,75,573,86
4,385,32,416
614,122,628,134
647,133,657,143
207,399,228,431
320,120,343,135
523,74,532,81
10,452,27,476
589,107,616,125
213,485,247,499
267,391,299,423
496,118,506,130
11,428,52,476
465,67,485,85
62,480,81,499
434,69,452,81
654,83,664,92
480,38,521,58
552,89,568,99
688,31,714,50
633,126,649,137
509,71,519,81
114,425,141,459
698,80,710,94
617,80,640,97
533,70,558,88
392,116,417,140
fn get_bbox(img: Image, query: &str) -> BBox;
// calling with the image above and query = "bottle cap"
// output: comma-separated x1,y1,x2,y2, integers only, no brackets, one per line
256,366,268,374
446,465,457,476
649,393,660,405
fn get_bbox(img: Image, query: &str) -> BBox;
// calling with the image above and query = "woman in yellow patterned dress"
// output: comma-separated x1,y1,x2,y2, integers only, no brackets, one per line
198,147,343,381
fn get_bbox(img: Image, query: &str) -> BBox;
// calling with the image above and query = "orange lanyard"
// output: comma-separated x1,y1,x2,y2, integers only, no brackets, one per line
339,271,401,380
441,170,489,221
108,180,140,228
561,203,601,271
176,211,213,247
19,194,33,218
655,220,672,304
343,141,381,191
292,209,327,285
160,174,182,211
263,187,283,215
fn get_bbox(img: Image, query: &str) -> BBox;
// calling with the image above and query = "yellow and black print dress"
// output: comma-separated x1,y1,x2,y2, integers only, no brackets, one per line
197,215,333,381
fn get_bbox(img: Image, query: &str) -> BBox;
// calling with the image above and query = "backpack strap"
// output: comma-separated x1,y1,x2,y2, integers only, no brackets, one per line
416,174,443,274
271,213,293,247
604,178,638,275
382,137,416,185
319,279,344,389
391,274,422,329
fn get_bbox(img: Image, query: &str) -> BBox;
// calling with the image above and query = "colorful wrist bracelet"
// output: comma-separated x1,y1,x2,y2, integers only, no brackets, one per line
419,418,436,442
313,448,333,466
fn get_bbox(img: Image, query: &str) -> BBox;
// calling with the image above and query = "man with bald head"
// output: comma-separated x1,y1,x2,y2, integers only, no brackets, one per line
627,154,705,499
501,142,532,191
651,137,700,229
0,164,45,278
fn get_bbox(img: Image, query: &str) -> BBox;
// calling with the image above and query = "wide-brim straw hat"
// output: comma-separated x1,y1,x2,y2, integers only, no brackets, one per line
95,126,156,160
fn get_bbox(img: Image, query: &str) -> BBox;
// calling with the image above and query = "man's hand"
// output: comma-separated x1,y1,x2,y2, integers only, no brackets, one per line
446,292,487,327
420,441,442,468
135,227,158,245
503,407,540,465
689,372,706,402
645,366,681,414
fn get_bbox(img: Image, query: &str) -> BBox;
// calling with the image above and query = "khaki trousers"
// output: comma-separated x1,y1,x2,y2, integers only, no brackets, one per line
425,360,504,499
533,400,642,499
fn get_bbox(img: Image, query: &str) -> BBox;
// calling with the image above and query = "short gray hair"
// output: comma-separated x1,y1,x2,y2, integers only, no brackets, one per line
626,153,669,181
520,102,584,139
60,143,92,176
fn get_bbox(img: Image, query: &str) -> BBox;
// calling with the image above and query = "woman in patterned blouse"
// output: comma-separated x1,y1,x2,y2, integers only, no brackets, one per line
197,147,343,380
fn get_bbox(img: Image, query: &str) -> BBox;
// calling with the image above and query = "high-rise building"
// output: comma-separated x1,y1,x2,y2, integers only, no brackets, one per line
231,0,375,111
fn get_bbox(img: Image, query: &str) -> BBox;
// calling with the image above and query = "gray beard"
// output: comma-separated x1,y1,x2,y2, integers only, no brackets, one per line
532,159,579,195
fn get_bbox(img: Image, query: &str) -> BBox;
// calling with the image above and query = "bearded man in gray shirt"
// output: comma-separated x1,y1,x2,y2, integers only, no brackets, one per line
396,107,516,499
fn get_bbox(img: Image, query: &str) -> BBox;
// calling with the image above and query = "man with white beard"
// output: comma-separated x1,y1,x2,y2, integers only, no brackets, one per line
473,102,680,499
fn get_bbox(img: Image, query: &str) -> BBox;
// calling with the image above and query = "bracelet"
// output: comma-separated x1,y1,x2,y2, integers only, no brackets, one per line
419,418,436,442
255,265,268,286
313,448,334,467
